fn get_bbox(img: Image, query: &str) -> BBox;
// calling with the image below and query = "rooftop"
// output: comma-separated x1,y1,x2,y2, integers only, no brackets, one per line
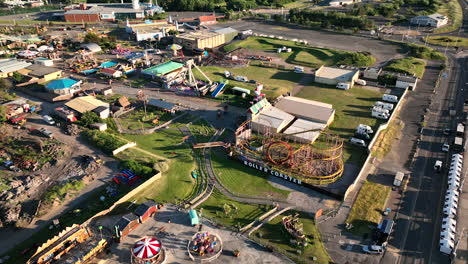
142,61,184,76
283,118,326,143
46,78,80,90
65,96,109,114
212,27,238,35
199,15,216,23
176,31,221,41
253,106,295,131
0,59,32,74
148,98,176,110
26,64,61,77
315,66,358,81
275,96,335,124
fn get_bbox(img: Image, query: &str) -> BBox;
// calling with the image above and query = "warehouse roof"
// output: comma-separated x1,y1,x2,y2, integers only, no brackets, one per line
283,118,326,143
26,64,61,78
148,98,176,111
253,106,295,131
315,66,358,82
213,27,238,35
0,59,32,74
65,7,102,15
275,96,334,124
176,31,221,41
142,61,184,76
65,96,108,114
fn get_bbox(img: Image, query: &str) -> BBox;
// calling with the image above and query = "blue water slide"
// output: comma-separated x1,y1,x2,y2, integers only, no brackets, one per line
211,82,226,97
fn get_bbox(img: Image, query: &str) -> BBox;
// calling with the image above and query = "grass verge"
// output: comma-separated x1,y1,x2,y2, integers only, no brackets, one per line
425,36,468,47
252,211,332,264
210,151,290,199
384,57,426,78
189,118,216,143
371,119,403,159
433,0,463,33
345,181,391,236
199,189,272,228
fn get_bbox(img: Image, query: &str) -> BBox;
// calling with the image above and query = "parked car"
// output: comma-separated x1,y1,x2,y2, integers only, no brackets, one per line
443,128,451,136
442,144,450,152
39,128,54,138
362,245,384,254
42,115,55,125
434,160,443,172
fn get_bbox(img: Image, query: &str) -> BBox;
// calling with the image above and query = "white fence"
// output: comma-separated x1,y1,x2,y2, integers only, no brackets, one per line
112,142,137,156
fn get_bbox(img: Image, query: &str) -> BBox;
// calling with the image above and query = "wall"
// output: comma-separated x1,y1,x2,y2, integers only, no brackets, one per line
64,13,101,23
112,142,136,155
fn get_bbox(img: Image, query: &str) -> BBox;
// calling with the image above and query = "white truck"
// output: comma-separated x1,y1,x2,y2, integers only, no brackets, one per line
393,172,404,187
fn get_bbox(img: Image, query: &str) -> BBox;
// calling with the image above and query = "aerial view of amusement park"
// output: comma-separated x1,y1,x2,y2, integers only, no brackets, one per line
0,0,467,263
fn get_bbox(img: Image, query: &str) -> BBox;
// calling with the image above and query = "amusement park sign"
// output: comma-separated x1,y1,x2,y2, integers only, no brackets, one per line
243,160,302,185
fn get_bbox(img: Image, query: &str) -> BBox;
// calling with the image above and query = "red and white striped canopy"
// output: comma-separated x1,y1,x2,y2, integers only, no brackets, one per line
133,237,161,259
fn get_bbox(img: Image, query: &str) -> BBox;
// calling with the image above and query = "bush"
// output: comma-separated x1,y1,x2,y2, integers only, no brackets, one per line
120,159,154,177
404,43,445,60
79,111,103,127
45,179,85,202
82,130,127,154
338,52,376,66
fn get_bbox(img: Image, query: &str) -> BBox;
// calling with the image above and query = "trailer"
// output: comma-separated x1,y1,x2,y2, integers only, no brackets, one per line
393,172,404,187
456,123,464,137
454,137,464,152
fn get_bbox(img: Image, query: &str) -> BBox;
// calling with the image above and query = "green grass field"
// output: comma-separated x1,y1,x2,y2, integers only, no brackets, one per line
297,84,384,165
122,127,197,203
433,0,463,33
224,37,375,68
199,189,272,228
252,211,332,264
425,36,468,47
346,181,391,236
210,151,290,199
195,65,302,98
118,107,173,131
384,57,426,78
189,118,216,143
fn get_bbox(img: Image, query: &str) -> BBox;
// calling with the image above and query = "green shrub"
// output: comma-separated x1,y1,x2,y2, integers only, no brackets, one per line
338,52,376,66
405,43,445,60
120,159,155,178
45,179,85,202
82,130,127,154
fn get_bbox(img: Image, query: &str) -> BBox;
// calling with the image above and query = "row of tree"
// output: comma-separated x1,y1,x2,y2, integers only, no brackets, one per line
289,8,374,30
352,0,441,18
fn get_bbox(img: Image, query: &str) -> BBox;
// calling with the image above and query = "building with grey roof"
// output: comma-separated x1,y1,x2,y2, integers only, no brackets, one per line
275,96,335,125
0,59,32,78
314,66,360,87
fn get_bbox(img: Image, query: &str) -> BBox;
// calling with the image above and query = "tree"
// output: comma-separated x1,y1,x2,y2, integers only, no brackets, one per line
79,111,102,127
83,32,101,44
167,29,179,35
0,105,6,123
0,78,12,92
11,72,24,83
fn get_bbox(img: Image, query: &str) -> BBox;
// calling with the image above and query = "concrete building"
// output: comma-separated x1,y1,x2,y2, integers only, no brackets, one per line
275,96,335,125
362,67,381,80
410,13,448,28
45,78,82,96
0,59,32,78
125,20,177,41
174,31,224,50
80,43,102,53
329,0,361,6
395,74,418,90
34,57,54,67
314,66,360,87
100,68,123,78
65,96,110,119
21,64,62,83
198,15,217,26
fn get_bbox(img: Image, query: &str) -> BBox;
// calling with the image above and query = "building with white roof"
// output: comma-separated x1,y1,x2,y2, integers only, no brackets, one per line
314,66,360,87
410,13,448,28
0,59,32,78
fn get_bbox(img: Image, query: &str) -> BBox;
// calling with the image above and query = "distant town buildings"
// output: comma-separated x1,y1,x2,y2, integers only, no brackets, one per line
329,0,361,7
125,20,177,41
174,27,238,50
0,59,32,78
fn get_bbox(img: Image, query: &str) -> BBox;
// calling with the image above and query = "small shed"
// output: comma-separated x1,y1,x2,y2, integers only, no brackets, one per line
148,98,176,113
100,68,123,78
115,213,140,240
118,96,131,108
34,57,54,67
90,122,107,131
134,200,158,223
189,210,199,226
92,105,110,119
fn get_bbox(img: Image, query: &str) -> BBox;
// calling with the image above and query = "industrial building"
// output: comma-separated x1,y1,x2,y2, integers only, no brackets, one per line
314,66,360,87
362,67,381,80
141,61,184,81
410,13,448,28
174,27,238,50
125,20,177,41
395,74,418,90
0,59,32,78
248,97,336,143
65,96,110,119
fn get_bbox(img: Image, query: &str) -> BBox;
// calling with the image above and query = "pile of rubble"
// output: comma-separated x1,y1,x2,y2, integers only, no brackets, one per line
64,124,80,136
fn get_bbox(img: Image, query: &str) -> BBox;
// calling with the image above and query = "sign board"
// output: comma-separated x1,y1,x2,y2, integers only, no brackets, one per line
243,160,302,185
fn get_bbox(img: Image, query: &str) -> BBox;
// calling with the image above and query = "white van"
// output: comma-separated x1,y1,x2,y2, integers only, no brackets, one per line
382,94,398,103
336,83,350,90
42,115,55,125
350,137,367,147
355,79,367,86
234,76,249,82
294,66,304,73
372,111,389,119
374,101,394,111
356,124,373,134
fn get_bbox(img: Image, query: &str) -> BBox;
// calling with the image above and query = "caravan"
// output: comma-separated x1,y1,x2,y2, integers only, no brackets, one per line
382,94,398,103
372,111,389,120
374,101,394,111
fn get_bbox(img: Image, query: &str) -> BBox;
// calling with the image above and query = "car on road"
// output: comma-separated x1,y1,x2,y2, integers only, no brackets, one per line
434,160,443,172
362,245,384,254
443,128,451,136
442,144,450,152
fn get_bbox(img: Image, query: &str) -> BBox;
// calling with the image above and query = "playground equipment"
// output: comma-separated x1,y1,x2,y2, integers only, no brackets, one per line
167,59,213,96
234,116,344,185
112,169,141,185
131,237,165,264
282,214,305,239
188,231,223,262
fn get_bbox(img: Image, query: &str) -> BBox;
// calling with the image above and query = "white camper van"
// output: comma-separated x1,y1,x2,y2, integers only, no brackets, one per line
374,101,394,111
372,111,389,120
356,124,373,134
382,94,398,103
355,79,367,86
336,83,350,90
372,106,390,114
350,137,367,147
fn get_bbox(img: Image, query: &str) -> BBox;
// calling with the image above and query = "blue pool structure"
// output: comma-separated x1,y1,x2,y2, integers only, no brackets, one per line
81,68,99,75
100,61,118,68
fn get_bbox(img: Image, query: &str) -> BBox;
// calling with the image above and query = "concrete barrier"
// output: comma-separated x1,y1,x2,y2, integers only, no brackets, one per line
112,142,137,155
